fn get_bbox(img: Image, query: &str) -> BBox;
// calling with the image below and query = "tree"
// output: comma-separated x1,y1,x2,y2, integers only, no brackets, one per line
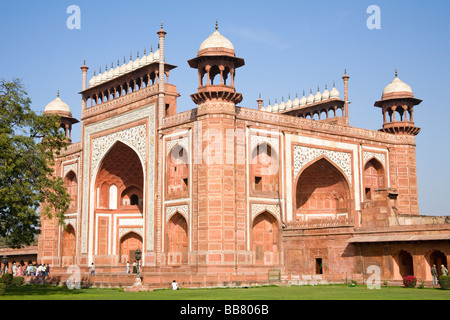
0,79,71,248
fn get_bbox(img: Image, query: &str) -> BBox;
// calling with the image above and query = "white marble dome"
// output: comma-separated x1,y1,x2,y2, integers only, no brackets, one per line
382,76,413,97
199,30,235,52
44,93,71,115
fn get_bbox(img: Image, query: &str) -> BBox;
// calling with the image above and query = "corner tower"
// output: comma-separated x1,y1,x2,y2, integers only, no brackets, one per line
188,21,245,109
374,71,422,135
187,23,249,272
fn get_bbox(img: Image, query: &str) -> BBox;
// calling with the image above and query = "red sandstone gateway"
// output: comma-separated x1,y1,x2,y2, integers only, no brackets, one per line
36,23,449,288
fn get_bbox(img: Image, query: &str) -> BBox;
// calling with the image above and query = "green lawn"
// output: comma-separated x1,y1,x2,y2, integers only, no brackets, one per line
1,284,449,300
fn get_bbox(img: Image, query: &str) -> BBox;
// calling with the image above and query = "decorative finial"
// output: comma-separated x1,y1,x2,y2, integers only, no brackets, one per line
137,50,139,58
130,52,133,61
395,68,398,77
161,21,164,29
259,93,261,99
57,90,60,97
151,45,153,53
345,68,347,75
333,80,336,87
144,48,147,55
215,19,219,31
83,59,86,65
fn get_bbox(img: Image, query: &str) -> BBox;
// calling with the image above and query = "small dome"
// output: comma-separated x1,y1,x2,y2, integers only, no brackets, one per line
382,75,413,99
279,99,286,111
266,103,272,113
299,92,307,106
44,93,71,115
314,89,322,103
113,63,120,77
89,75,95,87
260,106,266,112
322,86,330,100
272,101,279,113
199,30,235,52
330,85,340,99
153,49,160,61
285,97,293,110
306,90,315,104
292,94,300,108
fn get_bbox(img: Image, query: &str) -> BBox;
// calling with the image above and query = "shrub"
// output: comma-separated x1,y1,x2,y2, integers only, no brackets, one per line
1,274,13,287
439,275,450,290
403,275,417,288
11,277,24,287
0,283,5,295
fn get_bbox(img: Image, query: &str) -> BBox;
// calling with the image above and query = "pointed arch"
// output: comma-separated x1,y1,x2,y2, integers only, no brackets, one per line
166,144,189,199
166,212,188,265
295,157,351,219
64,170,78,211
393,249,414,279
62,224,76,265
363,157,386,200
95,141,144,212
250,142,279,194
252,211,280,265
119,232,143,264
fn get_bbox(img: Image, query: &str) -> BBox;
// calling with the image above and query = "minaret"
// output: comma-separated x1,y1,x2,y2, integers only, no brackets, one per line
374,70,422,135
80,60,89,109
342,69,350,125
157,21,166,127
187,22,246,271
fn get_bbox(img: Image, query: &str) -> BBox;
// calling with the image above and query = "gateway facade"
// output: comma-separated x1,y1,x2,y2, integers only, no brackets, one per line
38,24,450,285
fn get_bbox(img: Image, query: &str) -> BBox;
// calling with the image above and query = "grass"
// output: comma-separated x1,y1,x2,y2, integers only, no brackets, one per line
0,284,449,300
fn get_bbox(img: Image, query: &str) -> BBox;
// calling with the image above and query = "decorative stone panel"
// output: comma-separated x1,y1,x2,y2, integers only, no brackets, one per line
293,145,352,185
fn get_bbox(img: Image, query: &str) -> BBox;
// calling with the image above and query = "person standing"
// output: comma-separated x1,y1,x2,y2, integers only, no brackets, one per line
441,264,448,277
126,261,130,274
90,263,95,276
172,280,179,290
431,265,438,285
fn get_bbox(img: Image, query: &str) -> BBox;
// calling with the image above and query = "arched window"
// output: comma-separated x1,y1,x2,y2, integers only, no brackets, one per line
250,143,279,195
64,171,78,210
364,158,385,200
166,145,189,199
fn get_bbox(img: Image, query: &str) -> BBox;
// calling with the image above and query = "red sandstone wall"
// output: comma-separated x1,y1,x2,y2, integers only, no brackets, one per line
389,145,419,215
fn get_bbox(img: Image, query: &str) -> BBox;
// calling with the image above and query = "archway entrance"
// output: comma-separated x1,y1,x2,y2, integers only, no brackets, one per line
429,250,448,277
396,250,414,278
119,232,143,264
296,158,350,220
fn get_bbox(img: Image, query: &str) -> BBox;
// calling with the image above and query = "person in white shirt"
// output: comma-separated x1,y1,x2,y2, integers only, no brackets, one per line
172,280,179,290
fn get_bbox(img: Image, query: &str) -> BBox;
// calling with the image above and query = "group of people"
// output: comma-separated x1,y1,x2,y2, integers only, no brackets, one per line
1,262,50,278
126,261,140,274
431,264,448,285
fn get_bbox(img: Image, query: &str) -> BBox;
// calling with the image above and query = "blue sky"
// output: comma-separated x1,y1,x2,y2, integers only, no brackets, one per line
1,0,449,215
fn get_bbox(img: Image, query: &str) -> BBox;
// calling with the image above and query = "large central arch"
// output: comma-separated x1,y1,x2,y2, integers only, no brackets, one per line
295,157,351,220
